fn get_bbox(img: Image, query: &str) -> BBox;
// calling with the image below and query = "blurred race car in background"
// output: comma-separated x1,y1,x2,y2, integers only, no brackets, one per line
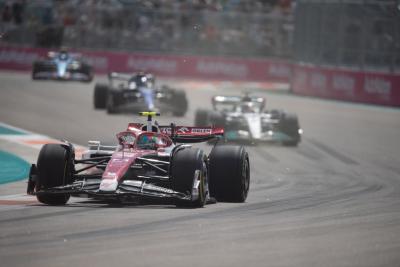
195,94,302,146
27,112,250,207
32,50,93,82
94,72,188,116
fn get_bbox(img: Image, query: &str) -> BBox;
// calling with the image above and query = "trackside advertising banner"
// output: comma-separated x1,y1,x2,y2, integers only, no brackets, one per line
1,45,399,106
0,45,291,82
291,64,400,107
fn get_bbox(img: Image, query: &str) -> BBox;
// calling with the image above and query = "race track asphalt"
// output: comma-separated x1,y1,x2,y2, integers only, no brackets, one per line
0,71,400,267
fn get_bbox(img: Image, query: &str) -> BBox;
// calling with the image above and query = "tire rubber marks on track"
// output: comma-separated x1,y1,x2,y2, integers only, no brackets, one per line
241,139,356,166
252,147,279,163
0,206,89,224
309,138,358,165
0,122,86,158
295,143,325,161
0,194,37,206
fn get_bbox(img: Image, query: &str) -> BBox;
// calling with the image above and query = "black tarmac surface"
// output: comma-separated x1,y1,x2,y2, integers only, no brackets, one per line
0,72,400,267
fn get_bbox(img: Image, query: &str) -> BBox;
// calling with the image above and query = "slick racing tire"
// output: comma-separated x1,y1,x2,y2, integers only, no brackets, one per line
172,90,188,117
209,145,250,202
208,111,225,128
195,109,209,126
106,91,119,114
269,109,284,119
280,113,301,146
171,148,207,208
94,83,108,109
31,62,41,80
36,144,72,205
81,65,93,83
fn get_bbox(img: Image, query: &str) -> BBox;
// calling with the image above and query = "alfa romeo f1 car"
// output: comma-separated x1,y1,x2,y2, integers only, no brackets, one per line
93,72,188,116
195,94,302,146
32,50,93,82
27,112,249,207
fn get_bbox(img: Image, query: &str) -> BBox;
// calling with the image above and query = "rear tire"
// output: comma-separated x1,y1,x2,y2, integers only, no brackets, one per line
32,62,40,80
36,144,72,205
82,65,93,83
171,148,207,208
208,111,225,128
195,109,209,126
106,91,118,114
209,145,250,202
94,84,108,109
172,90,188,117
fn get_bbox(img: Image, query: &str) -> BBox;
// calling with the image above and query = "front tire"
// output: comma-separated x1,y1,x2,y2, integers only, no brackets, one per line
171,148,207,208
36,144,72,205
209,145,250,202
279,113,301,146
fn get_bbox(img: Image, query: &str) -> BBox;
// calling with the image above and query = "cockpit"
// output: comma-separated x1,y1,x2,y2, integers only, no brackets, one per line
117,131,172,151
136,132,171,150
58,52,69,60
235,102,260,113
128,74,155,90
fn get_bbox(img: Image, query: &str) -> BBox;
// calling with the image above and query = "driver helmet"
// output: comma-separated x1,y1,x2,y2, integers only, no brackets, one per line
58,50,69,60
132,72,154,88
240,102,256,113
137,134,157,150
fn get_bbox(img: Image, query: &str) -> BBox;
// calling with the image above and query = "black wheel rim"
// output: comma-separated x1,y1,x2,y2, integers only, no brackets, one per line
241,157,250,199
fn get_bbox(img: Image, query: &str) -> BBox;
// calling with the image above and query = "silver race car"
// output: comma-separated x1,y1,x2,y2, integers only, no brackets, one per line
195,94,302,146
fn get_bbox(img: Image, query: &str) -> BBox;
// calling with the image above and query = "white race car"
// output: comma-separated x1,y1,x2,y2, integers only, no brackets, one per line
195,94,302,146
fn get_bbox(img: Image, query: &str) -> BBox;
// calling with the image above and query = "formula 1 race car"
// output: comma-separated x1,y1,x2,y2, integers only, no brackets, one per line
195,94,302,146
93,72,188,116
27,112,249,207
32,50,93,82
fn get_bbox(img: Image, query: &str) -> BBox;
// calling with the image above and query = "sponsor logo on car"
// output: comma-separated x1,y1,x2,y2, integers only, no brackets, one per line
160,127,213,135
191,128,212,134
177,127,190,133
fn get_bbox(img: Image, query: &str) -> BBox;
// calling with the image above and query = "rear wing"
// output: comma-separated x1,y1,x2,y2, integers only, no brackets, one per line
160,126,224,143
127,123,224,143
108,72,154,81
47,51,82,59
108,72,133,82
212,95,265,111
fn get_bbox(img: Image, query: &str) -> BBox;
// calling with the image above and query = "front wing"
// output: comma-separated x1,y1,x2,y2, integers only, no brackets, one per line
32,70,92,81
224,129,297,143
32,179,191,202
32,62,92,81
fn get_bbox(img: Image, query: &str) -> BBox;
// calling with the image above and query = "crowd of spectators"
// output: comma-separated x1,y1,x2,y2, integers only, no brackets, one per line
0,0,24,38
1,0,294,58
